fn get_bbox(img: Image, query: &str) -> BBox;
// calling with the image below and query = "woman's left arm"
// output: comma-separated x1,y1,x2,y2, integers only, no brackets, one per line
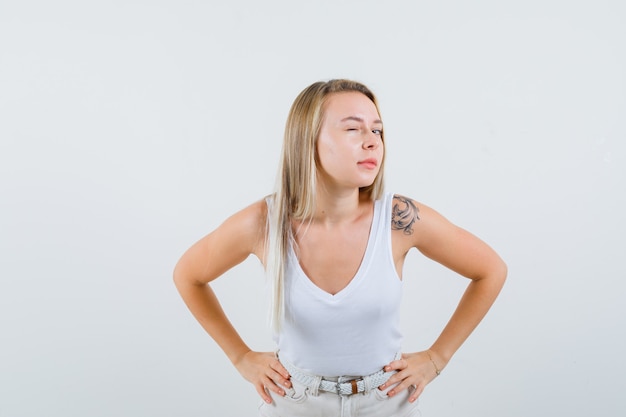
382,199,507,402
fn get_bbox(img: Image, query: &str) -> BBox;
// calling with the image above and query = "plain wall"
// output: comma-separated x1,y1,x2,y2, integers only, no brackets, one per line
1,1,624,416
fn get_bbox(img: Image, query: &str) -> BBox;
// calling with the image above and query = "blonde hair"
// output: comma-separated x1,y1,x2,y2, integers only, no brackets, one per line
266,79,386,331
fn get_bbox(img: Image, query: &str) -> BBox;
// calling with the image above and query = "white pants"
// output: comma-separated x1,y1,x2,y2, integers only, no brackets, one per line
258,357,421,417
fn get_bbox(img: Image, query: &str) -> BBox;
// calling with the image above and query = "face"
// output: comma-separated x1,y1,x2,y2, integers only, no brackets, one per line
316,91,384,191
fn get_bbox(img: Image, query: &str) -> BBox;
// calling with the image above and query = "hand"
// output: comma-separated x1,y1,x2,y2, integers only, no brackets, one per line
234,351,291,404
378,351,444,403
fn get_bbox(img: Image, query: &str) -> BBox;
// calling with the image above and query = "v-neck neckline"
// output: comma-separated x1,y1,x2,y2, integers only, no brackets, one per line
288,199,381,300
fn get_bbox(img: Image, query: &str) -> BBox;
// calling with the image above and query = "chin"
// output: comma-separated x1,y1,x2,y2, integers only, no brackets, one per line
357,179,377,189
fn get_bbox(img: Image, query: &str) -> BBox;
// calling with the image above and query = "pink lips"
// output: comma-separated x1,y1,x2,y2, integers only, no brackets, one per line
358,158,378,169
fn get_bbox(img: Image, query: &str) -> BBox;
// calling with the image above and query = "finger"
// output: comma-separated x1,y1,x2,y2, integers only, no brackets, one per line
408,382,425,403
386,370,419,397
387,381,408,397
256,384,272,404
379,374,400,390
268,361,291,388
265,378,285,397
379,365,410,390
270,359,291,380
262,377,287,396
277,363,291,379
267,368,291,388
383,358,407,372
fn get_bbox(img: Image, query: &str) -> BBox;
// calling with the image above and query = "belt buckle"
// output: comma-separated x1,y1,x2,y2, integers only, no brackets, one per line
336,381,344,396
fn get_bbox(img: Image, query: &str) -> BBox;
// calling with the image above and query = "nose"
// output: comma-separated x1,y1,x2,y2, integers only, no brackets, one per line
363,131,381,150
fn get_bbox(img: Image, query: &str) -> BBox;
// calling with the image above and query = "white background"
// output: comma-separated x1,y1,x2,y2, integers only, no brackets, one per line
1,1,625,416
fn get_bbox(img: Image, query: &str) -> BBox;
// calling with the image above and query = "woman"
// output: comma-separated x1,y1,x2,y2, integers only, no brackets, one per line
174,79,507,416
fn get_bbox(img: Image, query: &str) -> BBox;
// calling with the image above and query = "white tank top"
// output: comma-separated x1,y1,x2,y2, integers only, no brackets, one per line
274,192,404,376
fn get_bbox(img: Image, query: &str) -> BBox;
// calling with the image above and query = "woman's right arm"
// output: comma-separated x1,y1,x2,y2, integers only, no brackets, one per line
173,200,290,403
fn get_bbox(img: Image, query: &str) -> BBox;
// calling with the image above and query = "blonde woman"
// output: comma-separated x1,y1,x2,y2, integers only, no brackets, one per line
174,79,507,416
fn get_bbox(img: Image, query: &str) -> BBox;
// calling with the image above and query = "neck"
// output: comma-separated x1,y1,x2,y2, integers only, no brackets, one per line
311,186,365,225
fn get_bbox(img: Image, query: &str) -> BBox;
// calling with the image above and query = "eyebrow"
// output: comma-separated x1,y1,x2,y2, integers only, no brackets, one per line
340,116,383,125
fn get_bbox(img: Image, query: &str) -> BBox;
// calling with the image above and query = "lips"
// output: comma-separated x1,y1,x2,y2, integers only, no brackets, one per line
357,158,378,169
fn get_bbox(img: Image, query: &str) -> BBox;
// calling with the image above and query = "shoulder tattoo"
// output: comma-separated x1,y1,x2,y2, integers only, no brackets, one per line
391,194,420,235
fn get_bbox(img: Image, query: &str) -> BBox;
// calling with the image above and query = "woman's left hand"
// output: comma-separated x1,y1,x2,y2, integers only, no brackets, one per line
378,351,444,403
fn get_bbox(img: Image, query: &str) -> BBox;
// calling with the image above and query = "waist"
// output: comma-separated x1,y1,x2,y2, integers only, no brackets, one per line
278,352,399,396
275,340,403,376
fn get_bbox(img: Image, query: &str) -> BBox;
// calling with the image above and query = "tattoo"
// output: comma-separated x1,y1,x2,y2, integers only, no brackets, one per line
391,194,420,235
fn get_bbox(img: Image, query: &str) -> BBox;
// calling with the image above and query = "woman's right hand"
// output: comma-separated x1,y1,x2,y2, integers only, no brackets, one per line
234,351,292,404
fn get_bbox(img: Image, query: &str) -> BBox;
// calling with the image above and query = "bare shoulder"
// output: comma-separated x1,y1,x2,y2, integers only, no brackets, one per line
217,198,268,255
391,194,421,236
224,198,268,227
391,193,454,248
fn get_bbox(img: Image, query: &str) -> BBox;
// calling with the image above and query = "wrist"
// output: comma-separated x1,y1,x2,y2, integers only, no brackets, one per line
229,347,252,367
426,346,450,374
428,344,453,365
425,349,442,376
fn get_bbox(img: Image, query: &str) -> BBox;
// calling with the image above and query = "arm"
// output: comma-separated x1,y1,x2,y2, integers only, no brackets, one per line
382,197,507,402
173,200,290,403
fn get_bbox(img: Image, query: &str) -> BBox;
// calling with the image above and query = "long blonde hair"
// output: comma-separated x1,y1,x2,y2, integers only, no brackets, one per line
266,79,386,331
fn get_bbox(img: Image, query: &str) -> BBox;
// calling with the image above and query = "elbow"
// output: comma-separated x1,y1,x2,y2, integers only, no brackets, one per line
500,258,508,280
172,261,186,290
172,265,181,288
474,257,507,290
493,258,508,289
173,260,206,290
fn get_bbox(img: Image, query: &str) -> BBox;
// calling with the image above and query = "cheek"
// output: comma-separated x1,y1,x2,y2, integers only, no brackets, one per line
317,150,339,175
316,137,339,165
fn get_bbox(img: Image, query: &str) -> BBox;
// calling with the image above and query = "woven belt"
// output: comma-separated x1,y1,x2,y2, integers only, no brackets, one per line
281,358,395,396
